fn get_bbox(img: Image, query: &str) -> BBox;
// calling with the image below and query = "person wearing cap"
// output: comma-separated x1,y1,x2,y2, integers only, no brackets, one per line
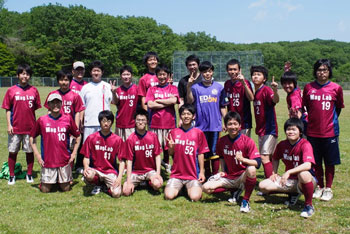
30,93,81,193
70,61,88,95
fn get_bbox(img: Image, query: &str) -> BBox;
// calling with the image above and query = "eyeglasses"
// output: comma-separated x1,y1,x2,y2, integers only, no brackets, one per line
101,119,112,124
135,119,147,123
317,68,329,73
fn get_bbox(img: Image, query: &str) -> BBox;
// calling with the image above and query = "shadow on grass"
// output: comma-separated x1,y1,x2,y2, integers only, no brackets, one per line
255,194,304,212
201,192,232,203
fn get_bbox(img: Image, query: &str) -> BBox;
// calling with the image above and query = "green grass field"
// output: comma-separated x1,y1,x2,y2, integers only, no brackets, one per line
0,86,349,234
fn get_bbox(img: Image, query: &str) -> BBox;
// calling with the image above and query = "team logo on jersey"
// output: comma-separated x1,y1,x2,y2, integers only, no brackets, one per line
311,90,316,94
96,140,100,144
46,123,51,126
224,145,229,149
15,92,20,95
284,149,289,153
211,89,218,95
136,141,140,144
176,135,180,138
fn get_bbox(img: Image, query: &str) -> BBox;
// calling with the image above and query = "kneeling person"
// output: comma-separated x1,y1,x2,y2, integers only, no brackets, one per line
259,118,317,218
123,109,163,196
164,104,209,201
81,110,125,198
203,111,261,213
30,93,81,192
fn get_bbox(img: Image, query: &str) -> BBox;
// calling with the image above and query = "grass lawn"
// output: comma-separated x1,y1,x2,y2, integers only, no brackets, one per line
0,86,349,234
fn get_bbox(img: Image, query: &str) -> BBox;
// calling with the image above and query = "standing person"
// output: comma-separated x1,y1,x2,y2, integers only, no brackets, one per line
146,64,179,173
303,59,344,201
2,64,41,185
224,59,254,137
177,54,202,108
80,60,112,143
280,71,303,119
259,118,317,218
80,110,125,198
164,104,209,201
111,65,138,141
30,93,81,192
251,65,279,179
70,61,88,95
122,109,163,196
138,52,159,111
187,61,228,179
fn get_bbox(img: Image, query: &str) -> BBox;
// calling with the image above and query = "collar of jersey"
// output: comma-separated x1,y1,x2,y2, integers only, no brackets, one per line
121,83,134,90
48,113,62,120
58,89,71,95
99,131,112,139
288,137,302,147
315,80,330,87
146,72,156,75
180,126,193,133
16,84,30,90
73,79,85,85
228,133,241,143
135,130,147,138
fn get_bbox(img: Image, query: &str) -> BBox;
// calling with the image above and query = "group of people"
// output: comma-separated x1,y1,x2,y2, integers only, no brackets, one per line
2,52,344,218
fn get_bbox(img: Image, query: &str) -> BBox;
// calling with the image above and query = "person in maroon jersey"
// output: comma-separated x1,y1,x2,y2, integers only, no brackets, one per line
122,108,163,196
81,110,125,198
280,71,303,119
164,104,209,202
259,118,317,218
2,64,41,185
303,59,344,202
203,111,261,213
30,93,81,193
70,61,87,95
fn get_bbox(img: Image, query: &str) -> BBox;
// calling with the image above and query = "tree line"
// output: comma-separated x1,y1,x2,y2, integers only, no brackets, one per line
1,3,350,82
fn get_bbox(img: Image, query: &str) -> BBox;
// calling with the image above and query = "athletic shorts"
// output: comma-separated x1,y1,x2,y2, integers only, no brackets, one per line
41,164,72,184
258,135,278,155
115,127,135,141
8,134,33,153
204,131,220,160
240,128,251,138
166,178,202,191
207,172,245,189
150,128,171,148
307,136,341,166
269,175,317,193
92,169,119,189
83,126,101,143
130,170,157,186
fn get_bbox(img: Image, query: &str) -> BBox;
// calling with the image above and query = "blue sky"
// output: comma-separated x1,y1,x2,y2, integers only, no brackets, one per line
4,0,350,44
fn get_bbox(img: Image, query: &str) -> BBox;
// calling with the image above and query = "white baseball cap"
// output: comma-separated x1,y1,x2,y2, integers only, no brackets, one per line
73,61,85,69
47,93,62,102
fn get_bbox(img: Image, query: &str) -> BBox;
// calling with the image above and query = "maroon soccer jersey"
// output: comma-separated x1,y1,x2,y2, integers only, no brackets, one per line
44,89,85,119
137,73,159,97
145,84,179,129
253,85,278,137
69,79,88,95
217,134,260,179
167,127,209,180
81,131,123,175
303,81,344,138
287,87,302,111
30,114,80,168
2,84,41,134
273,138,315,179
115,84,138,128
224,80,253,129
123,131,162,174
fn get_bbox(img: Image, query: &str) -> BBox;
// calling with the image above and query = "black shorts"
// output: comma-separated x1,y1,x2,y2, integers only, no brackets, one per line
307,136,340,166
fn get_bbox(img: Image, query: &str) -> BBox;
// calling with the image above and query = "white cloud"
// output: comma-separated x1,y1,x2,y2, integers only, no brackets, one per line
278,1,302,13
249,0,267,8
254,10,267,21
338,20,347,32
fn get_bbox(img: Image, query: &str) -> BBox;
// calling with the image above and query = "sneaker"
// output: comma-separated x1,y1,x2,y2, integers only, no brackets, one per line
313,186,324,199
300,205,315,218
284,193,301,206
208,173,221,182
91,186,101,195
8,176,15,185
76,167,84,175
26,174,34,183
240,199,251,213
228,189,243,204
256,191,266,196
320,187,333,201
161,161,172,173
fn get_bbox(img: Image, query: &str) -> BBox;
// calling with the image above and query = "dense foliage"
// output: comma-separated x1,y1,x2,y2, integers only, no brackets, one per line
0,4,349,82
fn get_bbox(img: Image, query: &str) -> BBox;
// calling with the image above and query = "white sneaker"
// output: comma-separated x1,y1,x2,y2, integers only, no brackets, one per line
8,176,15,185
228,189,243,204
91,186,101,195
26,174,34,183
300,205,315,218
76,167,84,175
240,199,251,213
161,161,172,173
313,186,324,199
320,187,333,201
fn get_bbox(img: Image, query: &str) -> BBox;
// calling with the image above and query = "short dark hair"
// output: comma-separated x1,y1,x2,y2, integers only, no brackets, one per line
284,118,304,136
199,61,214,72
98,110,114,124
226,59,241,71
313,59,333,79
17,64,33,77
281,71,298,87
119,65,133,75
224,111,241,126
134,108,149,121
56,70,73,83
185,55,200,66
155,64,170,75
179,104,196,116
250,65,268,82
90,60,104,73
143,52,159,66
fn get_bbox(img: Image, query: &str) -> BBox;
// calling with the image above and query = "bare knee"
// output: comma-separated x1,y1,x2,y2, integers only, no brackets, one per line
40,183,52,193
164,188,178,200
298,171,312,183
59,182,71,192
246,166,256,178
261,155,271,164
